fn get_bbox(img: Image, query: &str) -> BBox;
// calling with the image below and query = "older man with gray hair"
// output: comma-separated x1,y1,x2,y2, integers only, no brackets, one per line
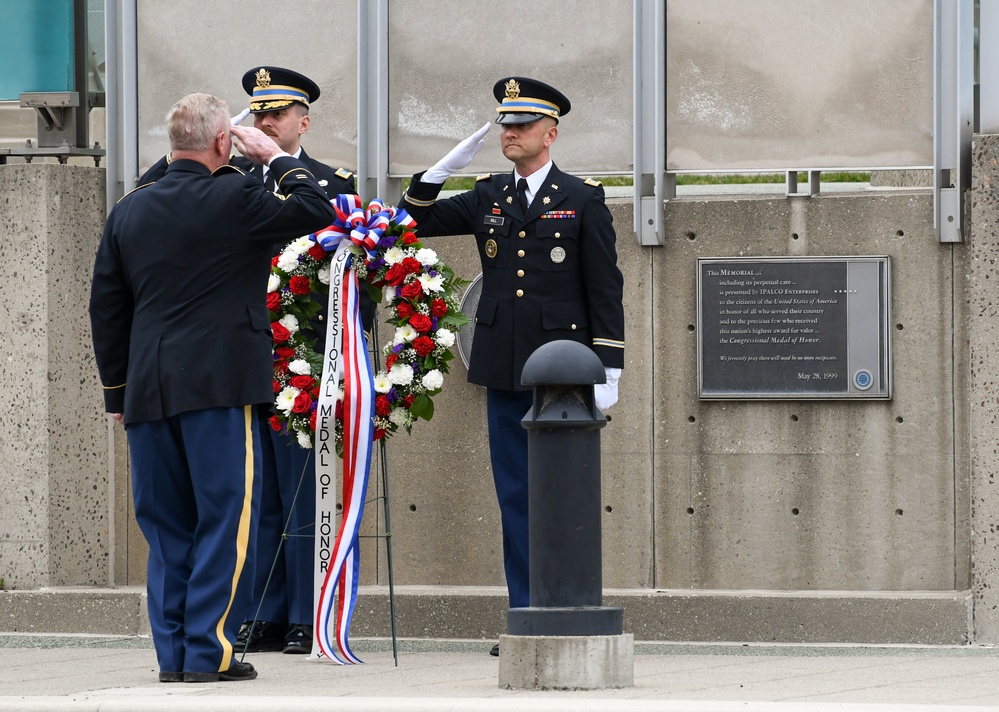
89,92,337,683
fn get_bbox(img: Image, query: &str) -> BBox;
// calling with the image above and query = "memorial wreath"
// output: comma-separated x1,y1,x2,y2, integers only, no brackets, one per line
266,195,469,453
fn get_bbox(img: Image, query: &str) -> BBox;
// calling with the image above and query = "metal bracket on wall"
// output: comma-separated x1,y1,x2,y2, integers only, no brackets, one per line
786,171,821,198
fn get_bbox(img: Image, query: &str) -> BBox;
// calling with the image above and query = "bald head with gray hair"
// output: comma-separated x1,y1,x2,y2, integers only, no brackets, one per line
167,93,230,152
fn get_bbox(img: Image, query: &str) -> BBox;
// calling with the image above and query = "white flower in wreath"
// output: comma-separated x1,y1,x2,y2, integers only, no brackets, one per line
421,369,444,391
277,250,301,273
267,273,281,293
389,408,410,427
276,387,300,416
296,430,313,449
288,236,314,255
317,267,330,285
383,285,398,302
383,246,406,265
289,359,311,375
373,373,392,393
388,363,414,386
279,314,300,334
415,247,438,266
418,273,445,293
435,328,456,348
393,324,417,344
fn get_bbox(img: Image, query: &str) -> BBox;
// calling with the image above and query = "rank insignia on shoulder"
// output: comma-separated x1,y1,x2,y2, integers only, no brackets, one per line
476,173,492,181
584,177,603,187
295,173,307,180
335,168,353,179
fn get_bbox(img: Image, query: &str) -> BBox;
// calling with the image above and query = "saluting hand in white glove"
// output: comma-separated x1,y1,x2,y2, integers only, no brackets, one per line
422,122,491,184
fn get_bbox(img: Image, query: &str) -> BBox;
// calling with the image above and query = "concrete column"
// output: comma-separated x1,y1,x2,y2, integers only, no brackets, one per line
0,164,108,589
970,134,999,642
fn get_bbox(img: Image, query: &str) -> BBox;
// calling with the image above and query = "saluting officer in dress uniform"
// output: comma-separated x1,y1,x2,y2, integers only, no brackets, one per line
232,66,370,656
89,92,338,682
399,77,625,655
138,68,371,657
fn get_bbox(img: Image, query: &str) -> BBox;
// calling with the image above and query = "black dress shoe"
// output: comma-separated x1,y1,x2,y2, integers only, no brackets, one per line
490,643,499,657
184,661,257,683
159,672,183,683
234,620,285,653
283,624,313,654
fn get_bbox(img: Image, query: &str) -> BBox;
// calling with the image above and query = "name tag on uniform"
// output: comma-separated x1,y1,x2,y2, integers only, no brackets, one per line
484,215,505,226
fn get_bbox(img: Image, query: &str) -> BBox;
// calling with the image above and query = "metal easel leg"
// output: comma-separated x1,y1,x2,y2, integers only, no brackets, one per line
370,319,399,666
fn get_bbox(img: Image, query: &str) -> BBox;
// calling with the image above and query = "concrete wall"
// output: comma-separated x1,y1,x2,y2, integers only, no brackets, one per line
0,167,984,644
0,164,108,589
0,1,987,645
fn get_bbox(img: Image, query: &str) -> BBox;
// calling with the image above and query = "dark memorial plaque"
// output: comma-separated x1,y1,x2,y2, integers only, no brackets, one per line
697,257,891,399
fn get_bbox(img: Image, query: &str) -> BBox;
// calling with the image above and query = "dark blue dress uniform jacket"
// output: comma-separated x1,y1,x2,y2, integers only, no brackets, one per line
137,150,371,344
401,164,625,391
90,156,338,424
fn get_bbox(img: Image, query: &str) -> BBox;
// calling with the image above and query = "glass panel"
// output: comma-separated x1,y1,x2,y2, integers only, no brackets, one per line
0,0,74,100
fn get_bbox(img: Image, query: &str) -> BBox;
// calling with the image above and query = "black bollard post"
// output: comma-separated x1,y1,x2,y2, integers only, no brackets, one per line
506,339,624,638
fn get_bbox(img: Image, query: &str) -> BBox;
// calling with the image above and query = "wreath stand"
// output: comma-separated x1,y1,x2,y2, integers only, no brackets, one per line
246,316,399,667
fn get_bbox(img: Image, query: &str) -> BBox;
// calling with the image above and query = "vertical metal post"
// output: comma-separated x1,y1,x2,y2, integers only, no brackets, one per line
934,0,974,243
632,0,666,246
104,0,138,209
73,0,89,149
357,0,398,203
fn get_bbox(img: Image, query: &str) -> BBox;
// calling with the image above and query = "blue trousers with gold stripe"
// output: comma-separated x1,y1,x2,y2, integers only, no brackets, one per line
127,406,261,675
486,388,534,609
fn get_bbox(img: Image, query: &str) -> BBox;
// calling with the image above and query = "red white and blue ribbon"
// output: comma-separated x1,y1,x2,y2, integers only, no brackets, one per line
309,194,413,665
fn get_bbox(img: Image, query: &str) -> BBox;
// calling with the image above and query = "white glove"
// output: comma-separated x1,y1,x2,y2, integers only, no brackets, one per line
594,367,622,411
422,122,491,184
230,108,250,126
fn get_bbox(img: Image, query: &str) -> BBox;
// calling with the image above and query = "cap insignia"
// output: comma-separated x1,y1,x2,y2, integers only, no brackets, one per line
504,79,521,99
255,68,271,88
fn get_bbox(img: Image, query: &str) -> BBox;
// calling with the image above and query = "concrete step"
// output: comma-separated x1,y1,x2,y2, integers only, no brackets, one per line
0,586,972,645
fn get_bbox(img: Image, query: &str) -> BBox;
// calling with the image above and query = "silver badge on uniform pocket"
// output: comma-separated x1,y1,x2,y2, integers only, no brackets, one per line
550,246,566,263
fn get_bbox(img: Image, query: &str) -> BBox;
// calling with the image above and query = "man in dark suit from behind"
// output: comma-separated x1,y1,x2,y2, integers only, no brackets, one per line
88,92,338,682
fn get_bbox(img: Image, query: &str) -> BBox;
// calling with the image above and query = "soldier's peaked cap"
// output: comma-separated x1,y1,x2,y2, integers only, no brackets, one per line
242,66,320,113
493,76,570,125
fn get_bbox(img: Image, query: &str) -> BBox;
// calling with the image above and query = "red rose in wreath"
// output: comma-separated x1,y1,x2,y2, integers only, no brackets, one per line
409,313,432,334
271,322,291,343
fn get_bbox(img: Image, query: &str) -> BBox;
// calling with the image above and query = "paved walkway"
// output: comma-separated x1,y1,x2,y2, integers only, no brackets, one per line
2,635,999,711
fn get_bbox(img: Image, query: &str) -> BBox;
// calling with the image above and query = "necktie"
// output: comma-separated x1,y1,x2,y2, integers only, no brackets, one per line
517,178,529,212
264,169,275,193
